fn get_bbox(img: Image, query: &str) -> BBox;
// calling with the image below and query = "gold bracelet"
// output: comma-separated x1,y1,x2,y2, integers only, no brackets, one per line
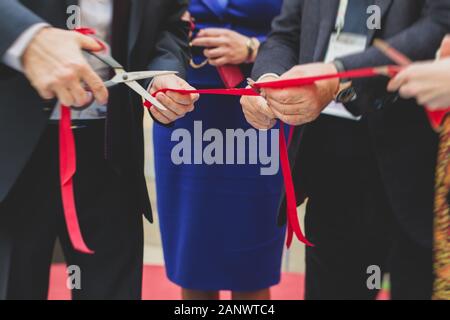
246,37,259,63
190,58,209,69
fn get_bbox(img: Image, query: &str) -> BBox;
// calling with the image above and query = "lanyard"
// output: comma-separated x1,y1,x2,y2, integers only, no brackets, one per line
335,0,349,37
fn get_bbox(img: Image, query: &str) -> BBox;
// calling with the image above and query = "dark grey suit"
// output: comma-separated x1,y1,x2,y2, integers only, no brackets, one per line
253,0,450,299
0,0,189,299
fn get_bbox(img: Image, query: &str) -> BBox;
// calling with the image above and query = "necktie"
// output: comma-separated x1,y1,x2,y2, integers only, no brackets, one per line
111,0,131,65
106,0,131,163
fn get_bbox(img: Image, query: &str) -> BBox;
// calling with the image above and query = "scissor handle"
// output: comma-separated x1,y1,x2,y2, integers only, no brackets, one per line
83,50,124,70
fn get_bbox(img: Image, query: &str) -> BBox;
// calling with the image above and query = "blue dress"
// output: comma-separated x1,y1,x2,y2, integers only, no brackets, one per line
153,0,284,291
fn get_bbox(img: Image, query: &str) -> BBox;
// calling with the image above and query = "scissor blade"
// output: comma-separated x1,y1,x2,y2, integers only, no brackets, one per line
110,71,178,84
124,71,178,82
125,81,168,111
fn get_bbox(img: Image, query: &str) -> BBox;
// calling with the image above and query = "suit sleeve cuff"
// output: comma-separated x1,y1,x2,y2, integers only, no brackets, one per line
2,23,50,71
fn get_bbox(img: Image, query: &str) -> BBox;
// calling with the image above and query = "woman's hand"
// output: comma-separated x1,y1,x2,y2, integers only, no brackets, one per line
149,75,199,124
388,59,450,109
388,35,450,110
191,28,259,66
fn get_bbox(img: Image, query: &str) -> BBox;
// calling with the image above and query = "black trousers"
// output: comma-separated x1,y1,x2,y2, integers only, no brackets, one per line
0,121,143,300
300,116,434,300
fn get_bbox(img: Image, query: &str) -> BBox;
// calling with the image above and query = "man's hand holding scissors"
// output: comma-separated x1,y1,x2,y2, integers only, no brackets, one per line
23,27,108,107
22,27,198,124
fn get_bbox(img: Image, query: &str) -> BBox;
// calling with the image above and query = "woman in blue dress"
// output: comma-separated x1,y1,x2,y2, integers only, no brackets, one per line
153,0,284,300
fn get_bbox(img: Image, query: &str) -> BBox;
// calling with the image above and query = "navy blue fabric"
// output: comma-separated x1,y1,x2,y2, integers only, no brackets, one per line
154,0,286,291
343,0,373,35
188,0,282,87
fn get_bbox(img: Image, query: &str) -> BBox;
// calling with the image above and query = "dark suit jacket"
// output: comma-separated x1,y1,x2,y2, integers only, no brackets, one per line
252,0,450,247
0,0,190,221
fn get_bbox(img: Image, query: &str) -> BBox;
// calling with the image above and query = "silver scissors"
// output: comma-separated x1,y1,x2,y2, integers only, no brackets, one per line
85,49,177,111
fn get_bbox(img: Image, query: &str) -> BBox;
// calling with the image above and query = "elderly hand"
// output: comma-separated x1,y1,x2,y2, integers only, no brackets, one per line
191,28,259,66
22,27,109,107
262,63,339,126
149,74,199,124
240,75,278,130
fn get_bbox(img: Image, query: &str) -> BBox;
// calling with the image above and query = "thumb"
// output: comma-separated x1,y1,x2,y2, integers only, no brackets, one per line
77,34,103,52
182,81,200,102
439,35,450,58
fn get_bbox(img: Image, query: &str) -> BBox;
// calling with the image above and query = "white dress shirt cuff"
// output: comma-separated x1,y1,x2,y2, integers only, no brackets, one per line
257,73,280,82
2,22,50,72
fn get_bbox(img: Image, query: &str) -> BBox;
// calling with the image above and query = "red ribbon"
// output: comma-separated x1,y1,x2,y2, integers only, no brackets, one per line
144,65,409,248
59,28,449,252
57,27,105,255
59,106,94,254
427,109,450,131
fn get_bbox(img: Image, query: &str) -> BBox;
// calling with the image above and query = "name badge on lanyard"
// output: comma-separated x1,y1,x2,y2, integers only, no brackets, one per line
323,0,368,121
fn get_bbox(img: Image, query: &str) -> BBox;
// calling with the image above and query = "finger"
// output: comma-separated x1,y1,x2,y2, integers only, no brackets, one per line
204,47,227,59
251,96,276,119
208,57,229,67
191,37,226,48
417,87,443,107
426,97,448,110
241,97,274,126
76,33,103,52
165,91,196,106
79,64,109,105
55,86,76,106
398,82,420,99
155,92,186,118
242,107,272,129
149,106,172,124
265,87,307,106
191,92,200,103
266,97,304,116
30,74,56,100
35,86,56,100
69,81,91,107
242,108,274,129
439,35,450,58
387,69,411,92
256,98,275,119
270,106,307,126
197,28,228,37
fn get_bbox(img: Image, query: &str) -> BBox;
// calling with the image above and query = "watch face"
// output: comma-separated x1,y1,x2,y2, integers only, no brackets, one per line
337,87,357,104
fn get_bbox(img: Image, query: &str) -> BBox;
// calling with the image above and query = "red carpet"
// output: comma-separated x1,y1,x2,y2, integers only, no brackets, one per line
48,264,388,300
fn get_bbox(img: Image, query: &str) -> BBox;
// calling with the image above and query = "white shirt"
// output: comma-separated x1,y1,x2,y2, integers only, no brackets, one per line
2,0,114,120
2,0,113,72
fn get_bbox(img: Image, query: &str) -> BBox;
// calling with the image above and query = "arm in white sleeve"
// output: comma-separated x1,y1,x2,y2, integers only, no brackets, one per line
2,23,50,71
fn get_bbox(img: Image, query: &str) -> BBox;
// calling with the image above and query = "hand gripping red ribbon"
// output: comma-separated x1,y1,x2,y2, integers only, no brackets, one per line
60,29,448,253
144,65,401,249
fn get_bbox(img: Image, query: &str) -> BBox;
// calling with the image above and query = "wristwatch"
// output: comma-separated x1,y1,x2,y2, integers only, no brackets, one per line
246,37,259,63
332,59,357,104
